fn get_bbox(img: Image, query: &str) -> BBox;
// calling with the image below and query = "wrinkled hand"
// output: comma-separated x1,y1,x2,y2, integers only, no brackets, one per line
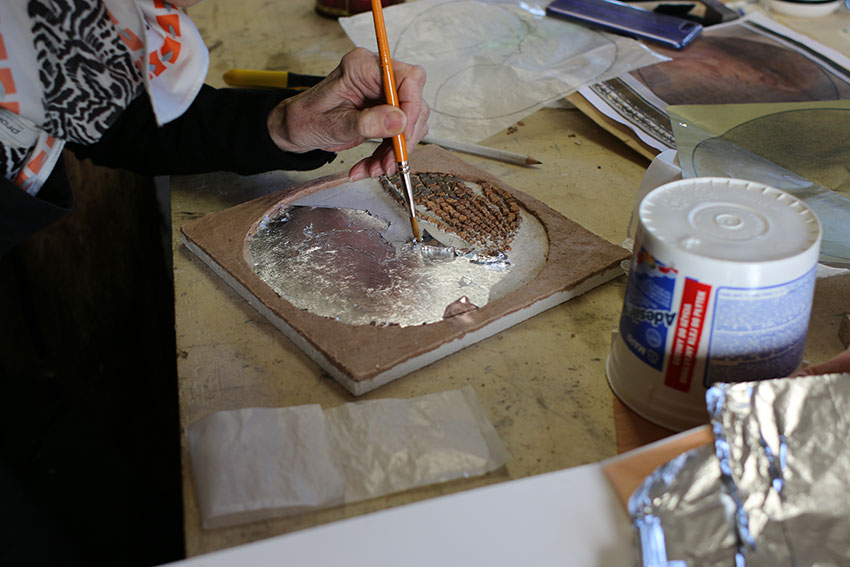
267,47,429,180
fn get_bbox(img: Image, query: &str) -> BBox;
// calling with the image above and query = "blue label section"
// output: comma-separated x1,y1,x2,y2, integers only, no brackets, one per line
619,247,678,371
704,267,816,384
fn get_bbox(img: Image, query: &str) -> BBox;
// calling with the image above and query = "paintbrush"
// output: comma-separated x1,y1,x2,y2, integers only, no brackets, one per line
370,0,420,242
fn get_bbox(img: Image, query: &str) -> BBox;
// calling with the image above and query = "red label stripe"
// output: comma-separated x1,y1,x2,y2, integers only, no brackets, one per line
665,278,711,392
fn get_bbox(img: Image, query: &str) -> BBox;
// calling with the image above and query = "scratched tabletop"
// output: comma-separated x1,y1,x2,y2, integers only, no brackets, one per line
171,0,850,556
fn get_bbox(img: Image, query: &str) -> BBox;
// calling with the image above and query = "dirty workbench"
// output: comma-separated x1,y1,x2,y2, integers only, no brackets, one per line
170,0,850,557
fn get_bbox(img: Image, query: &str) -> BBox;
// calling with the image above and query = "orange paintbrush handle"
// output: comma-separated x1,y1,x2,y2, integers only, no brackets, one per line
370,0,408,163
371,0,419,242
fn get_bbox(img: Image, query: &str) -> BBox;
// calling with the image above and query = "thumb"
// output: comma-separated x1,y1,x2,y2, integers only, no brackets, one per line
357,106,407,140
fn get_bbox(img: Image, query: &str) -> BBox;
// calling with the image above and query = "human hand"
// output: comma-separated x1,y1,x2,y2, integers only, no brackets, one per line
267,47,429,180
790,343,850,377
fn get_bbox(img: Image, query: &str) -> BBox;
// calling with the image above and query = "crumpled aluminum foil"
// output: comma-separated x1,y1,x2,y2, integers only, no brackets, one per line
630,373,850,566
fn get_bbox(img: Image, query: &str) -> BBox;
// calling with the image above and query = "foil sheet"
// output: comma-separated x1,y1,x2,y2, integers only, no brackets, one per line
630,373,850,566
248,206,513,327
188,386,509,528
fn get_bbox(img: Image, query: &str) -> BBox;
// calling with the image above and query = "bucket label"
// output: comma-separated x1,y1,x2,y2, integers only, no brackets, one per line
665,278,712,392
619,247,678,371
704,267,816,384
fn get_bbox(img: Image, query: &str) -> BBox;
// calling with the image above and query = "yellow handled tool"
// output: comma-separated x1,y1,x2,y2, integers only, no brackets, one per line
222,69,324,90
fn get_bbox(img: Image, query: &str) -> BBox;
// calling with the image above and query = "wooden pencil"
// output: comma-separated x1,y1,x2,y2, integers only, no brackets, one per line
423,135,542,166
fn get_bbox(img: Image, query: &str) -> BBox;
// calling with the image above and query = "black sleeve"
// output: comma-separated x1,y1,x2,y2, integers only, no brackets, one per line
0,154,73,256
67,85,336,176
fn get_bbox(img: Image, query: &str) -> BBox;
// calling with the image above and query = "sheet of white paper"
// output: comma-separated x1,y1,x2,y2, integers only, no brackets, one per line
339,0,665,142
162,461,634,567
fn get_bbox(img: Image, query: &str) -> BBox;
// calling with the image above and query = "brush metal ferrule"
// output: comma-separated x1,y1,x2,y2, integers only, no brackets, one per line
397,160,420,242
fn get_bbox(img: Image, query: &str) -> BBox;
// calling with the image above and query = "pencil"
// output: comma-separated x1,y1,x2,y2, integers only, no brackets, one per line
422,135,542,166
371,0,420,242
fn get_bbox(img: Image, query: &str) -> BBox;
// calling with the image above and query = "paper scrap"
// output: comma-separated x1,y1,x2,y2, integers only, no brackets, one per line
578,13,850,153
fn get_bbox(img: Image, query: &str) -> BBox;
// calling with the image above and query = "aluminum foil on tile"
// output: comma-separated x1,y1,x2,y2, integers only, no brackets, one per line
629,372,850,566
248,206,511,327
629,444,739,567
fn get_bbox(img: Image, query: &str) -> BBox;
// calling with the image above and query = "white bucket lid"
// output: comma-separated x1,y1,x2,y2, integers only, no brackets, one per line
639,177,822,282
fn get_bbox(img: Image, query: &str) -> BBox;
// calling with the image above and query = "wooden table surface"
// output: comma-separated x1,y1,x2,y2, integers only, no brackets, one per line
171,1,850,557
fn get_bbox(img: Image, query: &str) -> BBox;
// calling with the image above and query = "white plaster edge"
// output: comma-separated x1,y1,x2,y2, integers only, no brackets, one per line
183,233,623,396
182,235,346,388
348,265,624,395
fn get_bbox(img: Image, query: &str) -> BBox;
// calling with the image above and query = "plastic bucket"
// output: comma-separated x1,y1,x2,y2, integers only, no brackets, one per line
606,177,822,431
